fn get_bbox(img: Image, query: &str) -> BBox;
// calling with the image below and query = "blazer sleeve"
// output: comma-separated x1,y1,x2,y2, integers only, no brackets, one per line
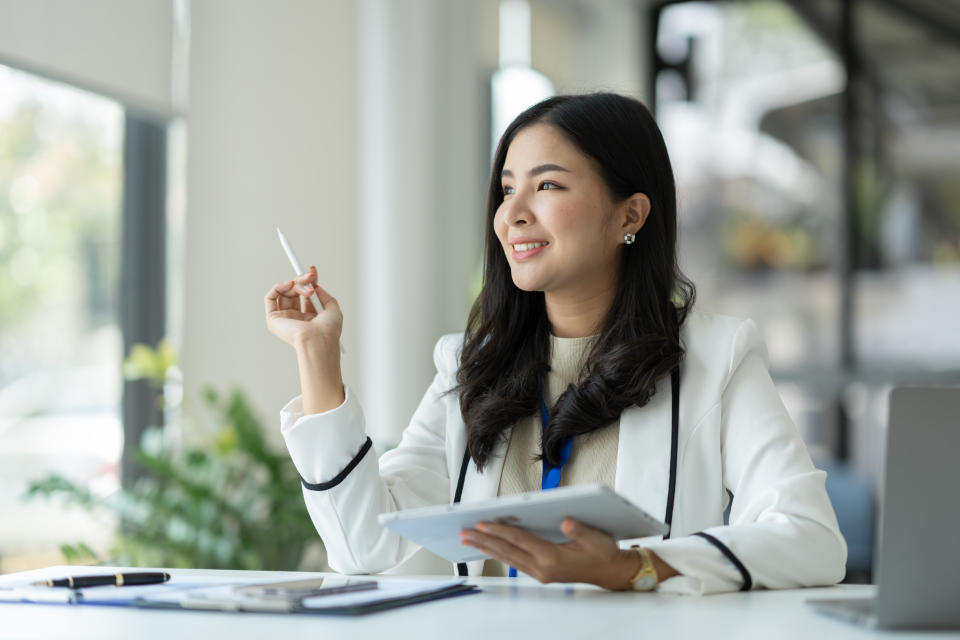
279,335,458,574
643,319,848,595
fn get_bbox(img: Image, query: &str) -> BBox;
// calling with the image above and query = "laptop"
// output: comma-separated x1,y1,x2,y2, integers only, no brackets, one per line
807,386,960,629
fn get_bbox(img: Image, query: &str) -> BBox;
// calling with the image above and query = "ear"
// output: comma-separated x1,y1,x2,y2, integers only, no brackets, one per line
620,192,651,235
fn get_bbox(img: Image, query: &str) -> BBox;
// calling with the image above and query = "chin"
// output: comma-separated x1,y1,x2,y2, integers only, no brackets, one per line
510,273,545,293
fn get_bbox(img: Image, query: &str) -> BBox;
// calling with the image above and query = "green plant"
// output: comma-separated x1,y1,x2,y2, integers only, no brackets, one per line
24,342,323,571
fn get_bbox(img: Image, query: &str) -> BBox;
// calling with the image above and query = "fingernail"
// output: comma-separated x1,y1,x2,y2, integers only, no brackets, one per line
475,523,488,532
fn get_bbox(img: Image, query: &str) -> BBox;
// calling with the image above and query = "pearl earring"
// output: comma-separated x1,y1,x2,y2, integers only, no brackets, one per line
624,232,636,245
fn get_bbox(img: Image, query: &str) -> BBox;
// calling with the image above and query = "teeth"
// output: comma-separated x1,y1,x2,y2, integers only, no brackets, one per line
512,242,547,252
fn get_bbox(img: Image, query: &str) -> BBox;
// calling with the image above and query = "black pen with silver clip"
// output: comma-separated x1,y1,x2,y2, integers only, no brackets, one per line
32,572,171,588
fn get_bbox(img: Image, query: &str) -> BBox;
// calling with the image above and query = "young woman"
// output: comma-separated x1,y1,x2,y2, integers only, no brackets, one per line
264,93,846,595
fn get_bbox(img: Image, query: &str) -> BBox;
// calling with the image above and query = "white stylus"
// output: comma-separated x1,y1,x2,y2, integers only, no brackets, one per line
276,227,346,355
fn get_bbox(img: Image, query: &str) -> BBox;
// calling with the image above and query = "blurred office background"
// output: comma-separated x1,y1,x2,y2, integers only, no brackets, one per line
0,0,957,579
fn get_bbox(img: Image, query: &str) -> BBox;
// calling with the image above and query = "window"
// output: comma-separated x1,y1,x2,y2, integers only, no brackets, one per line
0,64,124,572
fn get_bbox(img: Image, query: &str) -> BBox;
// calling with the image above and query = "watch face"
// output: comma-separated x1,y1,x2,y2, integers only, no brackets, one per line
633,575,656,591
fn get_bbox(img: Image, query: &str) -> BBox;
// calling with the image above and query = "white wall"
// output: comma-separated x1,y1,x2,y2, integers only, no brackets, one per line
0,0,177,118
358,0,495,448
531,0,648,98
182,1,359,427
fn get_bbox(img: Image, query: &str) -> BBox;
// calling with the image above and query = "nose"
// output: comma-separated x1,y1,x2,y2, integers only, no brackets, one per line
501,192,533,227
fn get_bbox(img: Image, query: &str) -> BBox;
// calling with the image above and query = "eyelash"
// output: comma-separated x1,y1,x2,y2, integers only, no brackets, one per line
501,181,561,196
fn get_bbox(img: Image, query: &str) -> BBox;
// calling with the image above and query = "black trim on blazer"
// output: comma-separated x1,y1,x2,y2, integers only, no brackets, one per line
693,531,753,591
663,368,680,539
454,448,471,577
300,437,373,491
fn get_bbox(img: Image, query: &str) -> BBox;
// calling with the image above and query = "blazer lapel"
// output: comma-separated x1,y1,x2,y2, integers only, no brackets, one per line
615,374,674,531
459,436,508,504
448,423,508,577
446,409,508,505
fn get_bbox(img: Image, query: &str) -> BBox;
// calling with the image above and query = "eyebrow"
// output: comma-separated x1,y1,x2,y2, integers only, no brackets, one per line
501,163,571,179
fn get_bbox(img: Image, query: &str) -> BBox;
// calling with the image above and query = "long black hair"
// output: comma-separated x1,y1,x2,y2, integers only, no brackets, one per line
456,93,695,471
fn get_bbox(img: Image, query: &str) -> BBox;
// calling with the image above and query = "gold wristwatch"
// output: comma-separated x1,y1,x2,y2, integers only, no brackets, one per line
628,546,659,592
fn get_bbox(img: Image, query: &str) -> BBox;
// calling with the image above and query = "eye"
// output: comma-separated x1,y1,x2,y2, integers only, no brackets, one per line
502,184,515,197
538,181,561,191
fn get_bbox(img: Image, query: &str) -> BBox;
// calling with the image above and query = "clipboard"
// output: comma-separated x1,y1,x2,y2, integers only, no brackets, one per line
0,574,478,616
135,577,478,615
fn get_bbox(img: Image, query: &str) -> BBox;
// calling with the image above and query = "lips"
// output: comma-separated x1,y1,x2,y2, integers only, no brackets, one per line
510,240,549,261
511,241,545,252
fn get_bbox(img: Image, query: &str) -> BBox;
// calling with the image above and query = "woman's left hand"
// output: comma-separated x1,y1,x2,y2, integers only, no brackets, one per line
461,518,639,590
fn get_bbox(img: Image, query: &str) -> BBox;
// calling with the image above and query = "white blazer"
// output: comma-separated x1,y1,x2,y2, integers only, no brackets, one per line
280,310,847,595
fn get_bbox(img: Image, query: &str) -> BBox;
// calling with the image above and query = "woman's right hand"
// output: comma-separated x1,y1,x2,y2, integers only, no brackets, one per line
264,266,342,350
264,266,345,413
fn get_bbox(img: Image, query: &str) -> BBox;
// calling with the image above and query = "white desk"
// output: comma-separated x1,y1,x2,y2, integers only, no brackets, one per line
1,566,957,640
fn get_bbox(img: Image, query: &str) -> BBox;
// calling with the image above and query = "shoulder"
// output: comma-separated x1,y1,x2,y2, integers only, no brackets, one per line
680,308,769,382
433,332,465,377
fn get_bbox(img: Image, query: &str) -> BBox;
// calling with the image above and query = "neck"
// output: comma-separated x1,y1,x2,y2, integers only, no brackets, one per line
544,282,617,338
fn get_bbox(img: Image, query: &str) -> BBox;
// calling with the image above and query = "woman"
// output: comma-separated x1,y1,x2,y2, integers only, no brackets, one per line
264,93,847,595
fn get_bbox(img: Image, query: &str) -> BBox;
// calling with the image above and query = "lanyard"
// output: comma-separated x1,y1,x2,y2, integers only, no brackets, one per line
509,396,573,578
540,397,573,490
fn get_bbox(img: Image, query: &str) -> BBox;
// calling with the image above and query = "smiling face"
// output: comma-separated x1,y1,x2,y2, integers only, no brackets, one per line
493,123,629,300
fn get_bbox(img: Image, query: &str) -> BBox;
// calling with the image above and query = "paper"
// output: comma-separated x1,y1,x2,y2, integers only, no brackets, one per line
0,586,78,604
300,578,466,610
0,575,266,607
0,569,474,615
138,577,469,612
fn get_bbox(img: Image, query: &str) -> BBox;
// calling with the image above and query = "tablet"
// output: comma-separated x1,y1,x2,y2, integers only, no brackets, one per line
377,484,668,563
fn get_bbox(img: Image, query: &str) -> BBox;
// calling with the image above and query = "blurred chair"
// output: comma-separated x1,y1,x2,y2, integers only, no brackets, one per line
818,457,876,584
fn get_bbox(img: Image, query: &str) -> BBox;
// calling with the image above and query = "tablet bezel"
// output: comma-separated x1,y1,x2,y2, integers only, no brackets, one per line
378,484,669,563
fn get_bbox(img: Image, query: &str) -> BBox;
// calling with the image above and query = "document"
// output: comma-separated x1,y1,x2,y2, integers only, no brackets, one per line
0,571,477,616
0,575,262,606
142,577,474,614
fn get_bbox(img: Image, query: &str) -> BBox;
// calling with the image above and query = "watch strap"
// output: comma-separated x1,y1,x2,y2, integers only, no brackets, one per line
628,546,659,591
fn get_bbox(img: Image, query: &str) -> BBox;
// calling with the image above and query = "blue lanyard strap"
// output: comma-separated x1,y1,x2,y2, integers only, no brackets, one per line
509,396,573,578
540,398,573,491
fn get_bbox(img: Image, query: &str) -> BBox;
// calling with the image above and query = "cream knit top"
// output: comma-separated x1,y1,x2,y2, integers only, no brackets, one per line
482,334,620,576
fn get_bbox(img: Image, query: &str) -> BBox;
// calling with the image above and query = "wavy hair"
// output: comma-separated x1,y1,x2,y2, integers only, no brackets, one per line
456,93,695,471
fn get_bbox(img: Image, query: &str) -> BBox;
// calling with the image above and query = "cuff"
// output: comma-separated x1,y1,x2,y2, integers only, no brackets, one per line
279,385,370,486
641,534,745,596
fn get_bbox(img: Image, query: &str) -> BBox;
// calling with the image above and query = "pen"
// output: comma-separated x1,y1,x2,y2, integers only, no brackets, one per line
276,227,345,355
32,572,171,589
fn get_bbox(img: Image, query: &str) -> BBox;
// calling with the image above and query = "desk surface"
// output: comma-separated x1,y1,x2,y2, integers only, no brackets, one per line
1,566,957,640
